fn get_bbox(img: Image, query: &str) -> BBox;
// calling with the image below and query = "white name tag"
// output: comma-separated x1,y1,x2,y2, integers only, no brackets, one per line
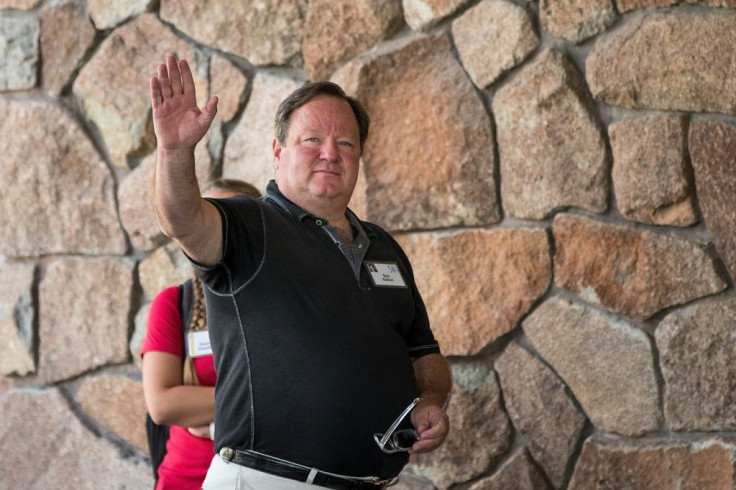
187,330,213,357
365,261,407,288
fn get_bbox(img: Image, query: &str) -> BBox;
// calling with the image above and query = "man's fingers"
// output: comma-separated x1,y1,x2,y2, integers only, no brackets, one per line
150,77,162,108
167,55,183,95
179,59,196,96
157,63,173,98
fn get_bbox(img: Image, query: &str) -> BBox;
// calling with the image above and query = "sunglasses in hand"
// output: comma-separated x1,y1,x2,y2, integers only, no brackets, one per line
373,395,450,454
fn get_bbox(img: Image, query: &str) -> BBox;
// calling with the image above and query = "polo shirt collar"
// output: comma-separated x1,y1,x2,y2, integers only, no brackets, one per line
263,180,372,237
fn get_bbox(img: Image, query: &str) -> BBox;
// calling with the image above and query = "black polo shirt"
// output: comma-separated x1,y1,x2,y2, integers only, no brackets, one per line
194,181,440,478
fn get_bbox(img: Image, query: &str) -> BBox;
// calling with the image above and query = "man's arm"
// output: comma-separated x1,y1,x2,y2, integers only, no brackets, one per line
410,352,453,453
150,55,222,266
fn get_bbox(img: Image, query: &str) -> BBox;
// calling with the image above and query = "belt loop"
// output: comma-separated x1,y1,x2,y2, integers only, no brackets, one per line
306,468,318,484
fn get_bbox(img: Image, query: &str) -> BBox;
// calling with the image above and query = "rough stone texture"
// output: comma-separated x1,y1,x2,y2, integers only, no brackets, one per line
397,229,550,356
210,53,249,123
495,342,586,487
609,115,696,227
334,34,500,231
0,263,35,376
73,14,208,168
160,0,307,67
452,0,538,89
41,2,96,96
119,145,212,252
130,303,150,370
587,12,736,115
523,297,661,436
77,375,148,453
408,362,512,489
616,0,676,12
468,449,550,490
0,389,153,489
0,14,38,91
554,213,727,320
689,121,736,282
540,0,617,44
493,49,608,220
222,72,303,194
618,0,736,11
0,0,39,10
402,0,469,31
139,242,193,299
38,258,135,383
87,0,152,29
656,299,736,431
302,0,403,82
0,100,127,257
569,437,736,489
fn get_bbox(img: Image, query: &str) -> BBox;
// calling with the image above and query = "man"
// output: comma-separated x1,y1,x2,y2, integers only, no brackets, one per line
150,55,452,489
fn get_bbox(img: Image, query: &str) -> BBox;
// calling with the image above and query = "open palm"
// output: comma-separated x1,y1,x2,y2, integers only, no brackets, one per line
150,56,217,152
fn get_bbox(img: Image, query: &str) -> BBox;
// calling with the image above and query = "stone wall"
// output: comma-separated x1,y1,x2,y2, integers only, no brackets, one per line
1,0,736,488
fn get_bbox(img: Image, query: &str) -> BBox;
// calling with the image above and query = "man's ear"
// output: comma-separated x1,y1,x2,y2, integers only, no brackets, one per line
272,138,282,169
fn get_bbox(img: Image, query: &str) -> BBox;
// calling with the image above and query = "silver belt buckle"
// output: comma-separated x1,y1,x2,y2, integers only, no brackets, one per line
220,447,235,462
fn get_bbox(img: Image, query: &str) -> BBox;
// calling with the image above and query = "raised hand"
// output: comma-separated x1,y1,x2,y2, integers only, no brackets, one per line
150,56,218,153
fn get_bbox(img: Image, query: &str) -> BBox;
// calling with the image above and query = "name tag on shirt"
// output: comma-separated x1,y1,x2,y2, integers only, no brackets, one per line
187,330,213,357
365,261,407,288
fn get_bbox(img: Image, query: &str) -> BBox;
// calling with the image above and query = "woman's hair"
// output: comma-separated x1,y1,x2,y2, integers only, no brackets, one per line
182,178,262,385
274,81,370,154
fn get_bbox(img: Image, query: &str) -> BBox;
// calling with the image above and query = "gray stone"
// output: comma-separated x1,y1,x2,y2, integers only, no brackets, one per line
210,53,249,123
540,0,617,44
41,2,96,96
0,389,153,488
397,229,550,356
523,297,661,436
0,14,38,91
402,0,470,31
493,49,608,220
73,14,209,168
77,375,148,453
160,0,307,66
130,303,150,371
468,449,550,490
452,0,539,89
222,72,303,195
302,0,403,81
87,0,152,29
689,121,736,282
554,213,726,320
0,262,35,376
334,34,500,231
0,100,127,257
408,362,512,489
656,299,736,431
587,12,736,115
610,115,696,227
495,342,586,487
39,258,135,383
139,242,193,299
570,436,736,489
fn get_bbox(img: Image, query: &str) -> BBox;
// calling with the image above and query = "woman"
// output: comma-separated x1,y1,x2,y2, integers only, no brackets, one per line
141,179,261,489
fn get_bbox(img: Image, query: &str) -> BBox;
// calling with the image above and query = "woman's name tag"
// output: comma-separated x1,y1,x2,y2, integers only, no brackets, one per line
187,330,213,357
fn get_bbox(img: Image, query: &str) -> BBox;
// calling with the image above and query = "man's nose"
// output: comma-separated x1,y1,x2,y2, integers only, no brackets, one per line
320,140,340,162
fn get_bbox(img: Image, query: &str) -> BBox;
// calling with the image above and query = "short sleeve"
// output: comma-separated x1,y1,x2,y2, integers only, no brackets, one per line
140,286,183,358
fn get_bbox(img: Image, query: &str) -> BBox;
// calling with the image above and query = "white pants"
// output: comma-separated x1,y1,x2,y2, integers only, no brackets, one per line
201,454,321,489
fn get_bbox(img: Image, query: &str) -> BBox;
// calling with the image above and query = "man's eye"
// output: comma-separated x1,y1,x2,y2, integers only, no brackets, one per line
305,137,319,143
339,141,354,147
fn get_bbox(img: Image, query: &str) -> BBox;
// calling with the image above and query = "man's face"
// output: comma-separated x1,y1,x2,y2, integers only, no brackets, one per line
272,95,361,212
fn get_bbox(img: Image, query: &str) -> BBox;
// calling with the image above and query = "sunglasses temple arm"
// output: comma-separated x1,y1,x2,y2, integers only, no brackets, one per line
378,397,420,446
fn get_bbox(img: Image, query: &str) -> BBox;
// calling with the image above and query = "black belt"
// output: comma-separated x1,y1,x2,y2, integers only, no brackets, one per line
219,447,394,489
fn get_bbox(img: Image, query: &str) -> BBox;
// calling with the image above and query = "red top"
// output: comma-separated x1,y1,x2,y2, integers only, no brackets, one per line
141,286,217,490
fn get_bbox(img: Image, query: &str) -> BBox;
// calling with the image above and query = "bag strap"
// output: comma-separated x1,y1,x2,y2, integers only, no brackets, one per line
178,279,194,353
